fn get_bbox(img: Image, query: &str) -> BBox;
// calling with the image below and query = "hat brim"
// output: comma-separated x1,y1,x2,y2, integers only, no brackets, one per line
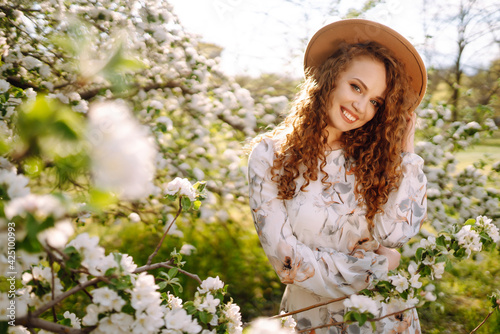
304,19,427,111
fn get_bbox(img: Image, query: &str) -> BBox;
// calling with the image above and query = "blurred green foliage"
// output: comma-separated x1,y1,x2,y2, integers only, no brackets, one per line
420,249,500,333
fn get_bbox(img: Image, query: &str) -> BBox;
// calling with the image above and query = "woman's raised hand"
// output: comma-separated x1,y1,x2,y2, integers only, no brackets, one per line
402,112,416,153
375,244,401,270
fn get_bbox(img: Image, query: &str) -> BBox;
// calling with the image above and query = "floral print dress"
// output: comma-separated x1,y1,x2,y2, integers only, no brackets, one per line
248,137,427,334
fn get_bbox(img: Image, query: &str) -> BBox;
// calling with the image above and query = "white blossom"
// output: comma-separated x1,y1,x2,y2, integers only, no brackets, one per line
0,169,30,199
166,292,183,310
0,79,10,93
423,291,437,301
21,56,42,70
222,302,243,334
476,216,500,243
91,287,125,312
431,261,446,279
88,101,157,200
24,88,37,100
180,243,196,255
455,225,482,258
247,317,295,334
388,274,409,293
195,292,220,314
280,311,297,330
164,308,202,334
164,177,197,200
67,233,100,253
120,254,138,274
73,100,89,113
7,326,30,334
407,262,422,288
109,312,134,332
343,294,380,316
82,304,100,326
4,194,65,220
63,311,82,329
198,276,225,294
129,212,141,223
418,235,436,250
37,219,74,249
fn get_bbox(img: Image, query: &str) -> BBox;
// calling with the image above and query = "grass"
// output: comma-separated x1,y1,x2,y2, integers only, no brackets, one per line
454,137,500,171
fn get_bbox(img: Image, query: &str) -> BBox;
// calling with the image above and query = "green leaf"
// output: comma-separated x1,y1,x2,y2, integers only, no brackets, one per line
193,181,206,193
165,194,177,201
358,313,368,327
199,311,210,324
184,304,197,315
89,188,117,210
104,267,117,276
455,247,466,258
416,248,424,262
64,248,83,269
158,281,168,290
436,235,447,247
168,268,179,278
181,196,192,211
193,200,202,210
420,265,432,277
464,218,476,226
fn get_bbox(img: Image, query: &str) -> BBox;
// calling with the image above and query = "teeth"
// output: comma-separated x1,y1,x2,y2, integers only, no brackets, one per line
342,108,356,121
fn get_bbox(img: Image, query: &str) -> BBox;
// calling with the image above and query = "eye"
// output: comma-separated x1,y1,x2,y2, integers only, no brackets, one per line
370,100,380,107
351,84,361,93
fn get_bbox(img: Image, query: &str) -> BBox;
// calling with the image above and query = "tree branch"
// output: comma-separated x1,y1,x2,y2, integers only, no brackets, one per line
16,315,95,334
134,261,202,284
146,196,183,266
79,80,194,100
27,277,103,318
469,310,495,334
296,306,417,333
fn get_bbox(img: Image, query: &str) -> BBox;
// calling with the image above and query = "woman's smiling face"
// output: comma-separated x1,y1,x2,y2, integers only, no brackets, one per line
325,56,387,142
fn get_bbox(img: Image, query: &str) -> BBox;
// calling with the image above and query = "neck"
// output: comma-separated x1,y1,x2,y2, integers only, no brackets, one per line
326,127,343,149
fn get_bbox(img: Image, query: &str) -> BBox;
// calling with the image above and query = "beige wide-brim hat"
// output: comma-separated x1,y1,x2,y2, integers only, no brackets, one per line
304,19,427,111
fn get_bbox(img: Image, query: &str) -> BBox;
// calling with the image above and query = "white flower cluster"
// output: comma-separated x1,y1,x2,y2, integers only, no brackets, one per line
455,225,482,258
67,233,137,277
20,266,64,309
415,236,447,279
279,311,297,331
2,192,74,249
0,169,30,199
246,317,296,334
475,215,500,243
14,231,243,334
222,302,243,334
88,101,157,201
197,276,224,294
343,294,380,316
82,272,167,334
164,177,198,201
4,194,65,220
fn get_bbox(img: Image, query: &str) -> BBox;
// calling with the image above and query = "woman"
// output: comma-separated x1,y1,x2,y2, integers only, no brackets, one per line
248,19,427,333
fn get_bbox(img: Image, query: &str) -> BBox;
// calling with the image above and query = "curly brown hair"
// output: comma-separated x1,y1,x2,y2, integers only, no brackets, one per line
255,42,418,230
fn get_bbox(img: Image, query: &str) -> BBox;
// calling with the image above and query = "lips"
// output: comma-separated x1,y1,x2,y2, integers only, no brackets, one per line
341,107,358,123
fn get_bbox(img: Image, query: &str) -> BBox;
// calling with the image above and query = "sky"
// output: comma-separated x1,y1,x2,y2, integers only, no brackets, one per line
168,0,499,78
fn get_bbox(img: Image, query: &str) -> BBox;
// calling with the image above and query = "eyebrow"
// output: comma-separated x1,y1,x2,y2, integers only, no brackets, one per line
354,77,385,103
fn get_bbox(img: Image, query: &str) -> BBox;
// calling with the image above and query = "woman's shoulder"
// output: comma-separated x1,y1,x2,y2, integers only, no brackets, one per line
249,136,278,162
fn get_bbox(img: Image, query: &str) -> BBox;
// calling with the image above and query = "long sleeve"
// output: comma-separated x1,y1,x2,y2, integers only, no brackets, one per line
248,138,389,299
372,153,427,248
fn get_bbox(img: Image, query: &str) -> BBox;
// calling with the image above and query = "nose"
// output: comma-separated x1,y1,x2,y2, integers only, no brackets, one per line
352,96,369,114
